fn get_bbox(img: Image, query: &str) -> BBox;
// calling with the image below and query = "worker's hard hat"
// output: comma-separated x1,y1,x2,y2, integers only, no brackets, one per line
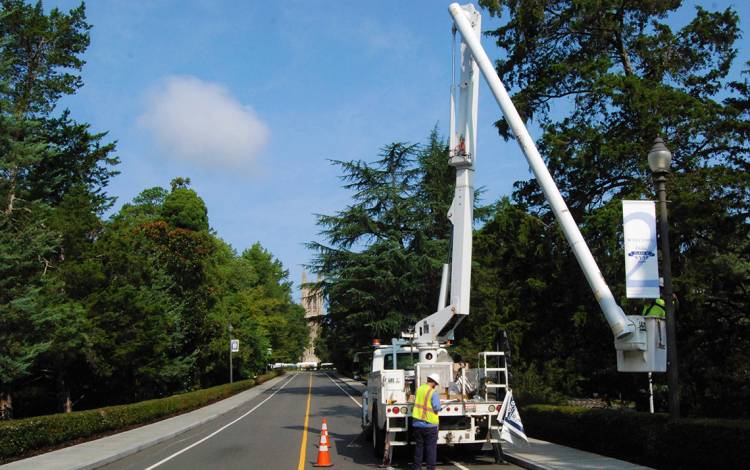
427,373,441,385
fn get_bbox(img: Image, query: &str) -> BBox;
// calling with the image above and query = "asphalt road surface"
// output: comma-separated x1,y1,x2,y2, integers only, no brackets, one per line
102,372,521,470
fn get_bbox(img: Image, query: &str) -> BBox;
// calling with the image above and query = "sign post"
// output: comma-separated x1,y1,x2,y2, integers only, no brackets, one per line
230,339,240,383
228,323,234,384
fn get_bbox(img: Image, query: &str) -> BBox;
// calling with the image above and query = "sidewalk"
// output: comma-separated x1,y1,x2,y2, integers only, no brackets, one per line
335,374,651,470
503,438,651,470
0,374,289,470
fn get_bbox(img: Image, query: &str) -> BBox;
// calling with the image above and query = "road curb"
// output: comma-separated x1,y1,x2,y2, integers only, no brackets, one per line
503,452,555,470
1,374,289,470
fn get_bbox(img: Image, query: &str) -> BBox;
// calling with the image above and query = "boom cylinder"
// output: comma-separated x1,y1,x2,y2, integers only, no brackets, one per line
448,3,634,339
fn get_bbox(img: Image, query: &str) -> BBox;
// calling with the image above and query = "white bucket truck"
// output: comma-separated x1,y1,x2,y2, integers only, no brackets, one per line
362,3,667,465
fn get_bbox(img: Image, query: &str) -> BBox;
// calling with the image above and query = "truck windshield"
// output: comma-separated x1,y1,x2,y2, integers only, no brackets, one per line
393,352,416,370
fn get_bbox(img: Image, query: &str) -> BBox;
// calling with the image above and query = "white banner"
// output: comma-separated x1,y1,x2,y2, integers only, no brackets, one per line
230,339,240,353
622,200,660,298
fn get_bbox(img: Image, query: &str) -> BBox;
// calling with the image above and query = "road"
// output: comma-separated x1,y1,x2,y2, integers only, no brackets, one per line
102,372,521,470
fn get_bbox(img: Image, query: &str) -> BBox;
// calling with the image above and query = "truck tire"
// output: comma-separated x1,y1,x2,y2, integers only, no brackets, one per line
372,410,385,458
363,419,373,442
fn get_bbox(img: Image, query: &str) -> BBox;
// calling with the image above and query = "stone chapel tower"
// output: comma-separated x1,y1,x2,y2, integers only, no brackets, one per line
301,271,324,363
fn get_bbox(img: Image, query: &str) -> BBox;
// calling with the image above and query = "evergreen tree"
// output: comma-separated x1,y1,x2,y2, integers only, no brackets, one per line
0,0,117,416
477,0,749,415
309,132,459,370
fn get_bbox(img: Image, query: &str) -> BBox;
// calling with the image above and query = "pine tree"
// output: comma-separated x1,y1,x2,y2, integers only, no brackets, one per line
309,132,459,370
0,0,117,416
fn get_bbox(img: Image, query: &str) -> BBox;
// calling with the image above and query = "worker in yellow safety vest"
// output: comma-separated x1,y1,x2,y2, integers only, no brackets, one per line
411,373,442,470
642,298,666,319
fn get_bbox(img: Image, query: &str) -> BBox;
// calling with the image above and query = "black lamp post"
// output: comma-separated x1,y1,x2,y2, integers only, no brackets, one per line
648,136,680,420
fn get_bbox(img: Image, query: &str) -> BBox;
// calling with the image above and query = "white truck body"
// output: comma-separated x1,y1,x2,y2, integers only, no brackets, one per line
362,340,509,461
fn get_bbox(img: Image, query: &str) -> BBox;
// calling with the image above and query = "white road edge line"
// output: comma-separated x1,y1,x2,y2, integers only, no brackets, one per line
325,374,470,470
449,459,471,470
144,373,298,470
325,373,362,408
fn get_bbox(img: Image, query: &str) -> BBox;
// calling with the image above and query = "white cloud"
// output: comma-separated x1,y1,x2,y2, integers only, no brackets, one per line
138,76,269,171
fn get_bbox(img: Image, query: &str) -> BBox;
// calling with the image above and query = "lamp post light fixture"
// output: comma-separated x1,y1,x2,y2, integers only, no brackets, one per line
648,136,680,420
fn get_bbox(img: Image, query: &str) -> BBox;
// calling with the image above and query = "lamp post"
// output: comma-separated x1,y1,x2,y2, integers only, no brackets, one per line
228,323,233,384
648,136,680,420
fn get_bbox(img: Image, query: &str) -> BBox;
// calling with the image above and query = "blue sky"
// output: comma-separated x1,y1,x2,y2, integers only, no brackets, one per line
47,1,749,300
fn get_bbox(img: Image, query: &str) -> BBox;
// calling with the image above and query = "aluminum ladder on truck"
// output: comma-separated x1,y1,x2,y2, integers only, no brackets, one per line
478,351,508,401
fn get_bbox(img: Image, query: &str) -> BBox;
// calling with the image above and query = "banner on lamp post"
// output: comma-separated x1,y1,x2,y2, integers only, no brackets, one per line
622,200,660,298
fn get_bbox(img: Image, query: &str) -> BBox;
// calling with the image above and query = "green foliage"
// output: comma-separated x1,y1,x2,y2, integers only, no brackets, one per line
522,404,750,469
0,0,90,116
471,0,750,416
0,1,304,420
203,241,307,383
0,0,117,416
0,372,280,462
310,131,459,371
162,187,209,232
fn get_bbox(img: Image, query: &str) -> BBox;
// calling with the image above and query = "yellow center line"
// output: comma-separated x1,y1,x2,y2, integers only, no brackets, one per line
297,373,313,470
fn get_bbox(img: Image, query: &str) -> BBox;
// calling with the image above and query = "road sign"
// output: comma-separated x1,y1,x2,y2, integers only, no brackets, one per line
230,339,240,353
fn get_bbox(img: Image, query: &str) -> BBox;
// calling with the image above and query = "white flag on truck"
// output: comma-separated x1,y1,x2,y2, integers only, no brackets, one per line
498,390,528,443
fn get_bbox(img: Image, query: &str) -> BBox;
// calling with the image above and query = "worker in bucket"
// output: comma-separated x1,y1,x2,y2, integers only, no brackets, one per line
411,373,442,470
642,298,666,319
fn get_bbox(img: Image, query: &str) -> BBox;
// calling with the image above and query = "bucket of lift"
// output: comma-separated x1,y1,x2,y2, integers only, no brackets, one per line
615,316,667,372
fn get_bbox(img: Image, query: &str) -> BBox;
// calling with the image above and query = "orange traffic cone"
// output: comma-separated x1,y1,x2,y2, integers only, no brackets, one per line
313,419,333,467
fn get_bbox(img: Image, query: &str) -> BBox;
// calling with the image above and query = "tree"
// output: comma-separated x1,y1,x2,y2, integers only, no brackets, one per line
239,243,307,364
0,0,117,417
309,132,459,370
477,0,749,415
162,178,208,232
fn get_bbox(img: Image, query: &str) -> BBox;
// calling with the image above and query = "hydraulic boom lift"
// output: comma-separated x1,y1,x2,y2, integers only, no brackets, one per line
362,3,666,465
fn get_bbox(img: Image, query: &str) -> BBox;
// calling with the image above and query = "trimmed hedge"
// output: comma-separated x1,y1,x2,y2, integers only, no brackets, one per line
0,372,281,462
522,404,750,469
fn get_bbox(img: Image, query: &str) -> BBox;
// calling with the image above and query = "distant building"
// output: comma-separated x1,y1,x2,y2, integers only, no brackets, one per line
301,271,325,363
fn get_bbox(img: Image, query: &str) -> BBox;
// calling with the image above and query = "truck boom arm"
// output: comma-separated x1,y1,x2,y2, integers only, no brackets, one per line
448,3,635,340
413,6,481,345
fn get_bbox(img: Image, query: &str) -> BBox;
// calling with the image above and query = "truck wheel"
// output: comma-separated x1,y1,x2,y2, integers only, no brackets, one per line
372,412,385,458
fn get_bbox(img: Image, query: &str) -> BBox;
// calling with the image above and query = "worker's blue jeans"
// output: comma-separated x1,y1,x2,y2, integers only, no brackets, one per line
412,425,438,470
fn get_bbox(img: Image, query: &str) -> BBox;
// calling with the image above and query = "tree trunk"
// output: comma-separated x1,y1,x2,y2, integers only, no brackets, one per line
0,390,13,420
4,167,17,215
58,374,72,413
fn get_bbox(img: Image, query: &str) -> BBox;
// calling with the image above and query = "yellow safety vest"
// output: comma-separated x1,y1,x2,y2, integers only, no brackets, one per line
412,384,439,425
643,298,666,319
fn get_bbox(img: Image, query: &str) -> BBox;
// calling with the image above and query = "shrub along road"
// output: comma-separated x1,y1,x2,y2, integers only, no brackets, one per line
100,371,520,470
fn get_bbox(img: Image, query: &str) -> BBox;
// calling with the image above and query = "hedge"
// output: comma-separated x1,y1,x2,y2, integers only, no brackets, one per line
522,404,750,469
0,371,281,462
